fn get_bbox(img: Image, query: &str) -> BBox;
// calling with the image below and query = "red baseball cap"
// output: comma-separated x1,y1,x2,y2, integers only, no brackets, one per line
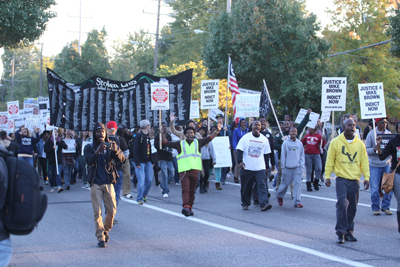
106,121,118,130
374,117,388,124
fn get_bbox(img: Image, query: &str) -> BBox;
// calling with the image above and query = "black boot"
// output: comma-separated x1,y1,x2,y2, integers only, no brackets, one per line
200,184,204,194
313,179,319,191
306,182,313,191
397,211,400,233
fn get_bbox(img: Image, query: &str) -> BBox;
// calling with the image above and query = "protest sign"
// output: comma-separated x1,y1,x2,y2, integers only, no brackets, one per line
151,83,169,110
190,100,200,119
14,114,25,130
239,88,261,95
208,108,224,122
0,112,8,130
7,101,19,118
321,77,347,111
295,109,308,124
377,134,397,150
307,112,320,128
201,80,219,109
24,98,38,110
358,82,386,119
321,110,331,122
38,97,50,115
82,140,91,155
211,136,232,168
235,94,261,118
62,139,76,153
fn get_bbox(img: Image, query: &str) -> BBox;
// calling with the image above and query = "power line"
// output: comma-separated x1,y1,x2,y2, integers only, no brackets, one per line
328,39,392,57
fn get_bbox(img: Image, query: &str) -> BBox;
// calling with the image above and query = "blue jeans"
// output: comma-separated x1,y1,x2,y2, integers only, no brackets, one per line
0,238,12,267
135,162,153,201
63,164,73,187
370,165,393,211
19,156,33,166
114,170,123,206
48,164,63,187
160,160,174,194
172,157,180,183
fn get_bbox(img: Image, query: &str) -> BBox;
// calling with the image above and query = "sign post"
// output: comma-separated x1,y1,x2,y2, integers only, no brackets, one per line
151,82,170,148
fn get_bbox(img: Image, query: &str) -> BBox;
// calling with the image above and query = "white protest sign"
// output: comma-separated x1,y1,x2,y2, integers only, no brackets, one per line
320,110,331,122
38,97,50,115
14,114,25,129
151,83,169,110
82,141,91,156
23,98,38,110
201,80,219,109
321,77,347,111
45,113,56,131
211,136,232,168
190,100,200,119
62,139,76,153
295,109,308,124
0,112,8,130
239,88,261,95
235,93,261,118
7,101,19,118
208,108,224,122
307,112,320,128
358,82,386,119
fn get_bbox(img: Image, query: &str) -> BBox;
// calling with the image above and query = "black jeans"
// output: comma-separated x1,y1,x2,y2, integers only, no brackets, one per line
38,157,48,182
335,177,359,236
240,169,269,207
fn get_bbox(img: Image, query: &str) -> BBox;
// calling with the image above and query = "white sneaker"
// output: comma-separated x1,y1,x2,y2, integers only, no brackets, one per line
44,180,49,185
85,183,90,188
163,193,168,198
125,194,133,199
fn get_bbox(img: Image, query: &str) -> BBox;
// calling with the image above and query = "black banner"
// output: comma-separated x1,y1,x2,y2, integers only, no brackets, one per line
47,69,193,131
378,134,397,150
259,84,272,118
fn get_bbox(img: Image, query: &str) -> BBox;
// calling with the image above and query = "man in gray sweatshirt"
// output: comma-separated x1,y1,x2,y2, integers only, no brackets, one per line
365,117,393,215
277,127,305,208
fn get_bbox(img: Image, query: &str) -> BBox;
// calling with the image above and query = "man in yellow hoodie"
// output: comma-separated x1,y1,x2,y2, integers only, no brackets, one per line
325,119,370,244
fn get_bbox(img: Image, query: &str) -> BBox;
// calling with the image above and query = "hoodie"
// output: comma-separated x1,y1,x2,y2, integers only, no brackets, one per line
44,136,68,165
325,133,370,181
281,138,305,169
233,118,248,151
84,123,125,186
365,127,391,167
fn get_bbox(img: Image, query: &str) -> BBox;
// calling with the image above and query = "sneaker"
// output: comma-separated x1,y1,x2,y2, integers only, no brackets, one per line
242,206,249,210
137,200,143,205
124,194,133,199
269,175,274,182
50,188,54,193
373,210,381,215
85,183,90,188
65,185,70,190
253,201,260,206
44,180,49,185
277,197,283,206
175,182,181,186
163,193,168,198
381,209,393,215
57,187,63,193
294,204,304,208
234,177,239,183
261,203,272,211
182,207,191,217
344,233,357,242
143,197,147,202
81,185,87,189
97,240,106,248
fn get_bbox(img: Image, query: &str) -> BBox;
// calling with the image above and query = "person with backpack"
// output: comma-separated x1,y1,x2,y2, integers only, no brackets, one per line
15,126,41,166
44,129,68,193
0,145,12,266
84,122,125,248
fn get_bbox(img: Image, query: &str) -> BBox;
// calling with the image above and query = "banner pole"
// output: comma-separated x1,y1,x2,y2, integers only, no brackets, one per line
208,109,211,133
372,118,377,145
226,54,230,133
159,110,162,149
263,79,283,137
53,128,59,175
331,111,335,140
320,122,325,147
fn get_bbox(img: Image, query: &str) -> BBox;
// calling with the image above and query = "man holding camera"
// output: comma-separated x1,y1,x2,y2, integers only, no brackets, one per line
154,122,175,198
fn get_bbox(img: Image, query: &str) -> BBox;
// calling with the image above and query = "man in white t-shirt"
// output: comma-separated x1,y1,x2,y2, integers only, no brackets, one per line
236,121,272,211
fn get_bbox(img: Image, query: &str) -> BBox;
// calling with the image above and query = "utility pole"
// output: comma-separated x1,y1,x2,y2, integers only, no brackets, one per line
153,0,161,75
79,0,82,55
39,43,43,96
11,54,14,101
227,0,231,13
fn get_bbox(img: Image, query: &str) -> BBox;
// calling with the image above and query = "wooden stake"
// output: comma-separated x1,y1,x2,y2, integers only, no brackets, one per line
331,111,335,140
372,118,377,145
159,110,162,149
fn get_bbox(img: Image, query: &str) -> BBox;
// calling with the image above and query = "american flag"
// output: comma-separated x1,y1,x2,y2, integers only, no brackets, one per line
228,56,240,118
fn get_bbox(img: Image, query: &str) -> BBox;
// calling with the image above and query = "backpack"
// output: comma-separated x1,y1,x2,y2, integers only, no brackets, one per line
0,148,48,235
128,133,142,159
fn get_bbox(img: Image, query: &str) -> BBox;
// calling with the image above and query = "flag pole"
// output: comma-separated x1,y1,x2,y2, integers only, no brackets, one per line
225,54,231,136
263,79,283,136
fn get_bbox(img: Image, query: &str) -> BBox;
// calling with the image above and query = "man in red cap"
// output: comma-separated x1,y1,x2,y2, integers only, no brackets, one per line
365,117,393,215
107,121,129,223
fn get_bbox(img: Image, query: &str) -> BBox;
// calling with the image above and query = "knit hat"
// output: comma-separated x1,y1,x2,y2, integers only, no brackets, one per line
106,121,118,130
374,117,388,124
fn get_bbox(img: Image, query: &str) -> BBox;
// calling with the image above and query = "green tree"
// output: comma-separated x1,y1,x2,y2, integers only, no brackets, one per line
0,0,56,48
202,0,330,117
53,40,87,83
324,0,400,118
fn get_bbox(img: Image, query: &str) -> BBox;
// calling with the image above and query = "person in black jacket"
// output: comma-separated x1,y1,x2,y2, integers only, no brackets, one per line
377,121,400,234
84,122,125,248
44,129,68,193
0,130,20,157
133,120,154,205
0,146,12,266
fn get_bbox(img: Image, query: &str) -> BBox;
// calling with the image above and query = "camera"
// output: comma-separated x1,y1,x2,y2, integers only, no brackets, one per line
104,142,112,149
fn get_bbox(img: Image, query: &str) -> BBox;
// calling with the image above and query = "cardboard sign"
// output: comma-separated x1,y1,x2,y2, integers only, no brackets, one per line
7,101,19,118
358,82,386,119
62,139,76,153
377,134,397,150
211,136,232,168
151,83,169,110
208,108,224,122
190,100,200,119
82,140,92,155
235,94,261,118
321,77,347,111
320,110,331,122
201,80,219,109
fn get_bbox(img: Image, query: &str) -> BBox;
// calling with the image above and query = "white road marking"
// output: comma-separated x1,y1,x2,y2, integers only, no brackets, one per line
119,196,373,267
219,181,397,211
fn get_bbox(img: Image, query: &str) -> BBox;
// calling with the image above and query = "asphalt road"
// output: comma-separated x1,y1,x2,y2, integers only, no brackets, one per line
8,171,400,267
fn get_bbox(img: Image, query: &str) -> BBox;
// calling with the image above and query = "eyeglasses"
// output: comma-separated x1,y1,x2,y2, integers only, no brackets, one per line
378,121,388,124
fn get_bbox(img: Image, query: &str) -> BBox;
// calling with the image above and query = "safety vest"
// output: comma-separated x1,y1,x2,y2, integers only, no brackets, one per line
176,139,202,172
